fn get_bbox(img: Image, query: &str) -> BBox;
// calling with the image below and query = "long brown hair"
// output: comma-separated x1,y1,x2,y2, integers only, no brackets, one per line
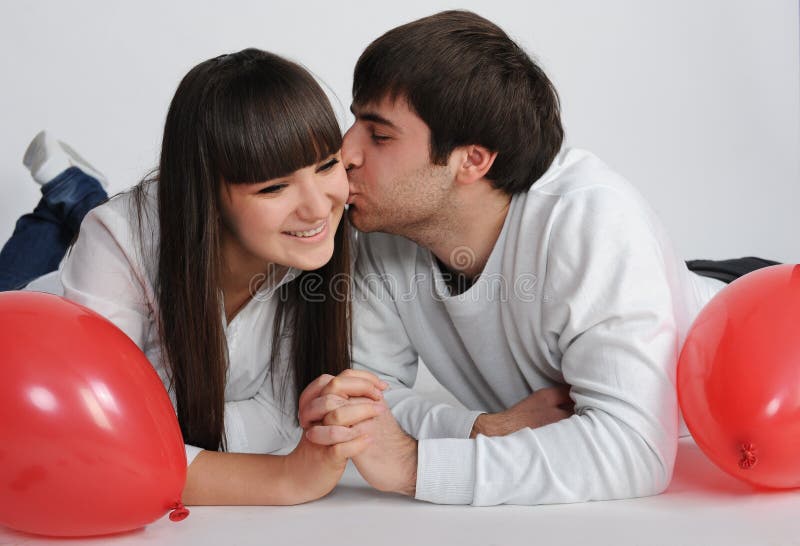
133,49,350,451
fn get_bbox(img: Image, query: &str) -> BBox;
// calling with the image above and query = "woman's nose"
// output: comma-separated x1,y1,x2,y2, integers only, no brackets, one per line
296,179,330,220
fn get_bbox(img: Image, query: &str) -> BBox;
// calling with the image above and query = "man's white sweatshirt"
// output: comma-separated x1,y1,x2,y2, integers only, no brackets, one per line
351,148,723,506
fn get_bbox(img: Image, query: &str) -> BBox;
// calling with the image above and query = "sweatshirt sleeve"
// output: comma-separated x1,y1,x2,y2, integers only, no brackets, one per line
415,186,680,505
60,206,151,348
186,389,299,467
351,234,483,440
223,375,301,455
60,205,204,467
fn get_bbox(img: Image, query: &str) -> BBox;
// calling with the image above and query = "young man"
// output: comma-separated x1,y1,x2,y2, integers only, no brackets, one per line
302,10,773,506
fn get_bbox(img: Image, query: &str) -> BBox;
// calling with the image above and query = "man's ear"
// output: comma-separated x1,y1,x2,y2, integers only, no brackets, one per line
453,145,498,185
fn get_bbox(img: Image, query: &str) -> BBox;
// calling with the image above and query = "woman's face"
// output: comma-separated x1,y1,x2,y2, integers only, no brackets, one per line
218,151,348,278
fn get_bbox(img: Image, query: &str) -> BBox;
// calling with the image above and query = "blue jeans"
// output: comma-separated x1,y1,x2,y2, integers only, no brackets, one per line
0,167,108,291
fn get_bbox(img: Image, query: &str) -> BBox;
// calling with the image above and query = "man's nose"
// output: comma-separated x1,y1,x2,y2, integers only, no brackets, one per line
342,125,362,171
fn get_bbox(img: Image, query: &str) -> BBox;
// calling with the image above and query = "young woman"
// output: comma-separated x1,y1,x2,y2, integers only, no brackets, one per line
1,48,387,505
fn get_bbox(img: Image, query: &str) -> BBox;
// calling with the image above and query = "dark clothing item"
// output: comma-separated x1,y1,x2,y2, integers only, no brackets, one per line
687,257,782,284
0,167,107,291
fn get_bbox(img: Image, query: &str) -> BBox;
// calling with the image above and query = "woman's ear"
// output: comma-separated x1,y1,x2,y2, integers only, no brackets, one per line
453,144,498,186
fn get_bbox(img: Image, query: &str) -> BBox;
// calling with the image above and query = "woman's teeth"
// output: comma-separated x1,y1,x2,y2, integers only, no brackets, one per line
286,223,325,238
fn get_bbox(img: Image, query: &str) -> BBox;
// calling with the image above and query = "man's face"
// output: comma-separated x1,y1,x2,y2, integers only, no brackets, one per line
342,96,454,236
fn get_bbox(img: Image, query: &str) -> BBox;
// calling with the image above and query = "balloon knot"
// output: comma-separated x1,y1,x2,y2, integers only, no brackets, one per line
738,442,758,470
169,501,190,522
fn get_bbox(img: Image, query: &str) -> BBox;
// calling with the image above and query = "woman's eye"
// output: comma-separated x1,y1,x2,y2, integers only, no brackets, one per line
258,184,286,194
317,158,340,172
371,133,390,143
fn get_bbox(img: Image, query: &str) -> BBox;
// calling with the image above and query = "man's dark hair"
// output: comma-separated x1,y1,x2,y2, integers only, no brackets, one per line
353,10,564,194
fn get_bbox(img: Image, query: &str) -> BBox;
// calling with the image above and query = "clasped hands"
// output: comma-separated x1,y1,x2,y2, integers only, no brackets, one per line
297,369,418,496
294,369,575,498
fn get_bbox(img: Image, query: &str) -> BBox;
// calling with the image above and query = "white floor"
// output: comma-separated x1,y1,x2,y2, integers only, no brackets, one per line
2,436,799,546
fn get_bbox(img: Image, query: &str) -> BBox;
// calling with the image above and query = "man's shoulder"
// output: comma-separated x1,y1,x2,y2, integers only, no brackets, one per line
514,147,656,233
527,147,635,199
509,148,668,268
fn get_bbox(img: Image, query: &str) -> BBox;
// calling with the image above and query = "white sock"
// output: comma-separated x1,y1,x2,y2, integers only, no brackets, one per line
22,130,108,188
31,154,72,185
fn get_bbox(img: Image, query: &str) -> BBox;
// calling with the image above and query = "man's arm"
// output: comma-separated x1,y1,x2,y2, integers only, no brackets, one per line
469,386,573,438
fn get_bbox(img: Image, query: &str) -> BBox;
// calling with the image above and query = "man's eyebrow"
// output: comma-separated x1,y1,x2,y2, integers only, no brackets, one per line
350,105,401,132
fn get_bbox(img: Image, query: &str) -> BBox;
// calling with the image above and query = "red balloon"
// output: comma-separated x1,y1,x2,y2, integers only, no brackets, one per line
0,292,188,537
678,264,800,489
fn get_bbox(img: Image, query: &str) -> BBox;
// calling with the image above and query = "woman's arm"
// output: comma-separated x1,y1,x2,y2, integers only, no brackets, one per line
183,371,387,505
182,432,368,505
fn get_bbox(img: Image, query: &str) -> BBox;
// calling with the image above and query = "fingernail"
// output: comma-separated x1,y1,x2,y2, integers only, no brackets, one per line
379,381,389,389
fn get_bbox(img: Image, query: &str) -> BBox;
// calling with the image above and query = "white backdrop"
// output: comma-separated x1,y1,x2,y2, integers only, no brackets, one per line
0,0,798,262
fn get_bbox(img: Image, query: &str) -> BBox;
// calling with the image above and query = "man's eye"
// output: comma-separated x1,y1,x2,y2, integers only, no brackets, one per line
258,184,286,194
371,134,390,143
